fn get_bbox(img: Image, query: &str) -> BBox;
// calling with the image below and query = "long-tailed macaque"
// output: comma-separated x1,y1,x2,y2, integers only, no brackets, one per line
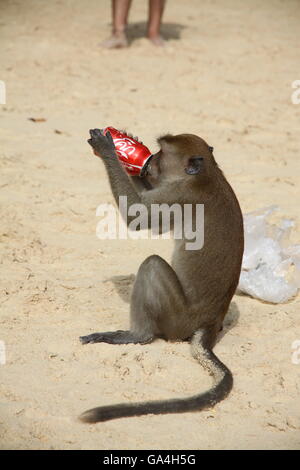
79,128,244,423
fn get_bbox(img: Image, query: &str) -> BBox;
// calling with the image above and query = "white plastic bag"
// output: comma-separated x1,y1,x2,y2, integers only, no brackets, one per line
238,206,300,303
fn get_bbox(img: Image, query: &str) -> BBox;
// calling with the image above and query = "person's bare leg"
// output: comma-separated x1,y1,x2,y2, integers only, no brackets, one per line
102,0,132,49
147,0,166,46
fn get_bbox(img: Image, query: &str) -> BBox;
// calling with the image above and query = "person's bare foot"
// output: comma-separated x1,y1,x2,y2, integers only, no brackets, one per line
101,32,128,49
147,34,165,46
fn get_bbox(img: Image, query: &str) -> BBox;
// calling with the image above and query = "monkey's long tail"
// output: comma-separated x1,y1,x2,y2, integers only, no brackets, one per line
79,329,233,423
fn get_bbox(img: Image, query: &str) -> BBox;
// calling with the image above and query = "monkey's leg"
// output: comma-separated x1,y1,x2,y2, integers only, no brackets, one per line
130,254,188,340
80,254,187,346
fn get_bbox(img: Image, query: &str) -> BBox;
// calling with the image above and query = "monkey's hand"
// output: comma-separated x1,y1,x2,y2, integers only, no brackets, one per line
87,128,116,159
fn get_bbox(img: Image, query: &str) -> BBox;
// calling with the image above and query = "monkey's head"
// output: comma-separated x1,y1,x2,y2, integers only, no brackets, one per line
144,134,217,187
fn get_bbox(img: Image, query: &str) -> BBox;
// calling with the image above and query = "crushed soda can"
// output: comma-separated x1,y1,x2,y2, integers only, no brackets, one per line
103,126,153,176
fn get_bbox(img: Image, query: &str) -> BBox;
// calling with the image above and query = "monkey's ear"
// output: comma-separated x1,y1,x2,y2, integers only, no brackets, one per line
185,156,204,175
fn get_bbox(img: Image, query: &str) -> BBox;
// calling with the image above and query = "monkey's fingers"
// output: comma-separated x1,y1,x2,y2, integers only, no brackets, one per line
87,138,101,157
88,129,115,151
105,130,115,147
87,128,116,159
120,130,143,144
89,128,104,138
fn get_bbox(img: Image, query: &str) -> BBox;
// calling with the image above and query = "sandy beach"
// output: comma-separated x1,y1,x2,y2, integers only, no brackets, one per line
1,0,300,449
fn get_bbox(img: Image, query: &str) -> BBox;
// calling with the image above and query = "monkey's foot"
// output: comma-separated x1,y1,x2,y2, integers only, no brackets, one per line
80,330,153,345
101,33,128,49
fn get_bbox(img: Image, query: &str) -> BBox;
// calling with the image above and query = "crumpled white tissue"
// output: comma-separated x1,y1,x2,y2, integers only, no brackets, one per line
238,206,300,303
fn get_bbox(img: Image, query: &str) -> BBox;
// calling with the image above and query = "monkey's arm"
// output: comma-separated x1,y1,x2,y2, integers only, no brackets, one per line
88,129,143,207
88,129,163,229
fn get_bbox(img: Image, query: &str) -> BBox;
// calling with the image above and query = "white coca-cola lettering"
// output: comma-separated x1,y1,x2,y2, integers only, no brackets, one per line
103,127,151,175
114,138,136,159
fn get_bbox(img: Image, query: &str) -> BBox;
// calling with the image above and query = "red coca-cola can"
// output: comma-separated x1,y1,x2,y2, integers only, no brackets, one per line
103,126,153,176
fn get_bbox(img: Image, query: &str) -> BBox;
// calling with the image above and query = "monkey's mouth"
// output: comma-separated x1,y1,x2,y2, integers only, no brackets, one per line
140,155,154,177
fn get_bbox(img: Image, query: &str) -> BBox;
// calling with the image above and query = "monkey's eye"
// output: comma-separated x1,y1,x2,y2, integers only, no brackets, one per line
185,156,205,175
